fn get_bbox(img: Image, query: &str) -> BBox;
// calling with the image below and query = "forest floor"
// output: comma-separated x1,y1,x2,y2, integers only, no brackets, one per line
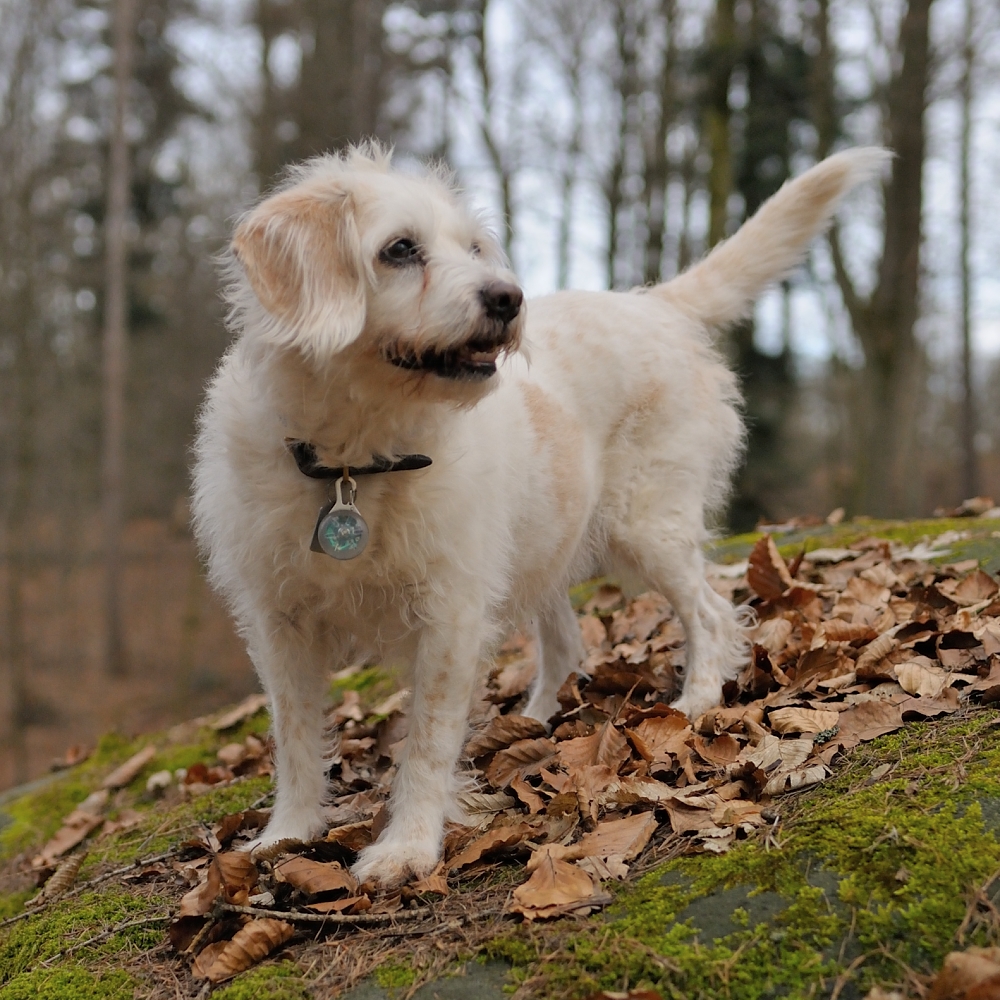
3,516,1000,1000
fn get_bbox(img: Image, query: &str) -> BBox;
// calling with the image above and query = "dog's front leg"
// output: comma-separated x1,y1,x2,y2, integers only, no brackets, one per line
351,612,482,886
247,618,330,849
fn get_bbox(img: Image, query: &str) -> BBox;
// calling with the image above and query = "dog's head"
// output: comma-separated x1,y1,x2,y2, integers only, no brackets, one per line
229,145,524,396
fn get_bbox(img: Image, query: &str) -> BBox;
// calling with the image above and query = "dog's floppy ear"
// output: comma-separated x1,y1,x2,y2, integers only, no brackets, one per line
232,187,366,357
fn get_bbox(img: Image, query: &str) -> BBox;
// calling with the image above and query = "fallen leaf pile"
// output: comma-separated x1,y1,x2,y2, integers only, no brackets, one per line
29,530,1000,983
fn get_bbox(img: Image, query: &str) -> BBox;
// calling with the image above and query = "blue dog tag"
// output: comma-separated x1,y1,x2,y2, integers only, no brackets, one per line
311,476,369,559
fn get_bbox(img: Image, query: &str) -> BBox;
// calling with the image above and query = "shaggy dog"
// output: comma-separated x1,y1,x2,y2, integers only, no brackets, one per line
192,144,887,885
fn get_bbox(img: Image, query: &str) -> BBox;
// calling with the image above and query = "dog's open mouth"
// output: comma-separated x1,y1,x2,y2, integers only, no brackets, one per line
386,339,505,380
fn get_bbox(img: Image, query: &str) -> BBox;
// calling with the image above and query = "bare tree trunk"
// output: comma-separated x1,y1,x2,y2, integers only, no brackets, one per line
101,0,137,678
556,82,583,290
605,0,639,289
959,0,977,499
823,0,935,516
471,1,515,262
643,0,677,286
705,0,737,248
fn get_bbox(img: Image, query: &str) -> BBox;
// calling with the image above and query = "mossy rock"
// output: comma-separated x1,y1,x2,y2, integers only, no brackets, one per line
1,519,998,997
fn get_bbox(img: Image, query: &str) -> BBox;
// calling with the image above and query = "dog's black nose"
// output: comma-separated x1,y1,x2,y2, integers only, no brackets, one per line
480,281,523,324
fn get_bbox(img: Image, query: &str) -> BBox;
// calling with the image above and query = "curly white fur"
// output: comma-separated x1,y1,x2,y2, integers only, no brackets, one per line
192,144,889,885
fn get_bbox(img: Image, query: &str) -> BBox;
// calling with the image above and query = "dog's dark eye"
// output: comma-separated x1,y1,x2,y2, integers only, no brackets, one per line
381,238,422,264
470,242,481,257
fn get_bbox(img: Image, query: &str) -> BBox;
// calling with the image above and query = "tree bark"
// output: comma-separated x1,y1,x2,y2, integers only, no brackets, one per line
959,0,977,500
705,0,737,249
824,0,935,516
605,0,639,289
643,0,677,286
101,0,137,678
471,1,515,262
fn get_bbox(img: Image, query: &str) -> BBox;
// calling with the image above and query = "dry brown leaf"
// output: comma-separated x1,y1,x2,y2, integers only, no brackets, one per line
768,707,840,735
929,949,1000,1000
446,821,537,871
748,535,794,600
485,737,557,787
192,941,228,980
762,762,830,796
895,658,949,698
579,615,608,652
274,856,356,896
197,918,294,982
510,774,546,814
692,733,741,766
324,821,373,852
178,860,222,917
753,617,793,654
835,701,904,749
558,721,630,773
211,693,270,731
527,813,658,871
102,746,157,789
411,872,450,896
571,812,658,861
664,800,723,836
626,712,691,763
899,688,961,718
510,854,598,921
608,593,672,644
466,715,548,758
821,620,879,644
944,570,1000,607
32,789,109,868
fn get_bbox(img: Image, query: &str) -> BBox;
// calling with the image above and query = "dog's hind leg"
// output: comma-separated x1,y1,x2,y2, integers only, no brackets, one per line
246,615,331,849
523,592,585,725
612,520,748,722
351,603,484,886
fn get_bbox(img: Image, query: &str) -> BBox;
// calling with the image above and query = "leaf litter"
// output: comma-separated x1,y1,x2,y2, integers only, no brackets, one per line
11,531,1000,991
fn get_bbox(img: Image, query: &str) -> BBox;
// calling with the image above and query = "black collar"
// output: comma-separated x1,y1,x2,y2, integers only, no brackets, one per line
287,440,432,479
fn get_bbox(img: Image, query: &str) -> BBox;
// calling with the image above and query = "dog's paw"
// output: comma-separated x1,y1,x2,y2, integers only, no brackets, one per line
521,693,558,728
246,809,326,856
671,689,720,723
351,836,440,888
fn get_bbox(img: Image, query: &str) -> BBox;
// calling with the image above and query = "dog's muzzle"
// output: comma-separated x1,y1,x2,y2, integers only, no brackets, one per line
387,280,523,381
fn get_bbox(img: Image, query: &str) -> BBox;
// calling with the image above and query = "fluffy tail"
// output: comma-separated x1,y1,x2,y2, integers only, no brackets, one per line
657,147,890,329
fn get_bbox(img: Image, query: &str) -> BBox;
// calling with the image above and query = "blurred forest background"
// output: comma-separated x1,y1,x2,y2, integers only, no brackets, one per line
1,0,1000,788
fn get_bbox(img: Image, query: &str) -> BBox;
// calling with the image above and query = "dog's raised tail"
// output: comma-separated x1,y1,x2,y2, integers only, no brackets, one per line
657,147,890,330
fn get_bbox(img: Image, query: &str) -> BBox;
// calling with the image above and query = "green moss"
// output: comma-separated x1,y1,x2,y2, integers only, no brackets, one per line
708,516,1000,568
481,709,1000,999
330,665,398,716
212,961,311,1000
1,966,136,999
0,889,164,984
375,962,419,989
0,776,94,860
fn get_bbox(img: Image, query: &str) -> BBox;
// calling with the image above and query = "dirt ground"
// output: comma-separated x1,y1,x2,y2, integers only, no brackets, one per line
3,517,1000,999
0,517,256,789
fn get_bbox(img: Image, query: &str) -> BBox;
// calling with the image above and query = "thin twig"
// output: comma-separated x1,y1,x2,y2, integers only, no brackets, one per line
830,952,869,1000
40,913,170,966
0,849,180,928
217,901,432,926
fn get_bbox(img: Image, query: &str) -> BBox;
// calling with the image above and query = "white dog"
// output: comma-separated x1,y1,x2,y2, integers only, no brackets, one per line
192,144,887,885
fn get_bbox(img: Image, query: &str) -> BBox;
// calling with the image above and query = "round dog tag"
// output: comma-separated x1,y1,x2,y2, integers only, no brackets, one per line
316,477,369,560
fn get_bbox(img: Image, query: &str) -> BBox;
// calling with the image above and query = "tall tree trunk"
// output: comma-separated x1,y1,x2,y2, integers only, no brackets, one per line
471,1,515,262
959,0,977,500
825,0,935,517
643,0,677,285
6,281,36,786
705,0,736,249
605,0,639,289
101,0,137,678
